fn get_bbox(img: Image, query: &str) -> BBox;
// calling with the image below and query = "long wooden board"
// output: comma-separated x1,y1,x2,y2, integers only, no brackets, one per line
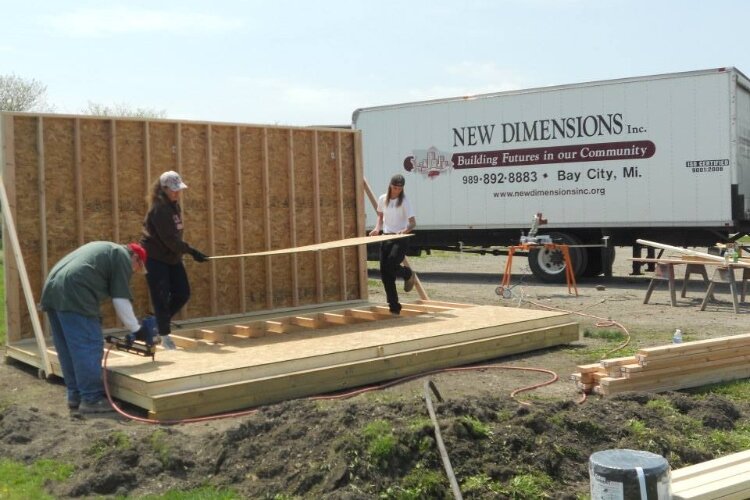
208,233,412,260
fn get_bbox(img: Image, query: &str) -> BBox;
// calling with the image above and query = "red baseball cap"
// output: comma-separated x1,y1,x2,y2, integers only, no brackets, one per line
127,242,147,263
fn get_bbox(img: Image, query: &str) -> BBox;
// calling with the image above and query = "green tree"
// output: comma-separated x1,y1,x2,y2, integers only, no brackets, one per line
82,101,166,119
0,74,51,112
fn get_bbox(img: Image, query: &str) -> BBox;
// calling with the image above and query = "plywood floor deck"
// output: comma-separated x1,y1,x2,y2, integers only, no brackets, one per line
7,300,579,420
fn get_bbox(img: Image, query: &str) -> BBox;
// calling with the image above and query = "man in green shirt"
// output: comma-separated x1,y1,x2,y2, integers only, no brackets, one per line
41,241,148,414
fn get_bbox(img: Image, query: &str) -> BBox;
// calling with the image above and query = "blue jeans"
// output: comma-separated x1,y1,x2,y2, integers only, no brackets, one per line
145,258,190,335
47,310,105,405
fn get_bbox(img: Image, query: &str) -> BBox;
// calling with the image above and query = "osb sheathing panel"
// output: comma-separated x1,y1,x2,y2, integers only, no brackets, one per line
1,113,364,340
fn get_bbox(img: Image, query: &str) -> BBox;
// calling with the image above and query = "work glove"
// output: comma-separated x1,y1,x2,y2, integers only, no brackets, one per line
189,248,209,263
159,335,176,350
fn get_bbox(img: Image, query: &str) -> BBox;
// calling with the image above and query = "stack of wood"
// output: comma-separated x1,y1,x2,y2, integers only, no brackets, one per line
671,449,750,499
572,333,750,395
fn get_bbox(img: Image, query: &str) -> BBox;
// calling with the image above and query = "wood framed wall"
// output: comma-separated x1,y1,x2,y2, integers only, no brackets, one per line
0,112,365,343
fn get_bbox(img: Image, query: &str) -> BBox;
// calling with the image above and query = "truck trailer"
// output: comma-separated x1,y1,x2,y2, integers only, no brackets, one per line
353,67,750,282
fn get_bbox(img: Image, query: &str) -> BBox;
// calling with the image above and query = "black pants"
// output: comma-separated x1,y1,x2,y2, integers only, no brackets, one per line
379,237,412,314
145,258,190,335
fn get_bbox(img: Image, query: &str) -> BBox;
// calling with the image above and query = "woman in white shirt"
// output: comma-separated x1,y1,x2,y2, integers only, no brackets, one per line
369,174,417,315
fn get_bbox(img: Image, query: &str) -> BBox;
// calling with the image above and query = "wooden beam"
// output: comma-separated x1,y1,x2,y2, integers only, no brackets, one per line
287,129,299,306
208,234,412,260
36,117,48,283
110,119,119,242
262,128,273,309
312,131,323,302
354,131,367,300
636,239,750,267
176,122,187,319
1,114,21,344
144,122,151,199
234,127,246,312
206,124,217,315
290,315,321,329
74,118,84,245
336,132,347,300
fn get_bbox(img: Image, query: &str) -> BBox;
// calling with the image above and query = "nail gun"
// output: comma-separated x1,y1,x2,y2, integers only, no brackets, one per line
105,316,159,360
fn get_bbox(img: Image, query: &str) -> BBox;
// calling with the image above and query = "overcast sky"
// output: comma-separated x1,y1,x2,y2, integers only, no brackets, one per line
3,0,750,126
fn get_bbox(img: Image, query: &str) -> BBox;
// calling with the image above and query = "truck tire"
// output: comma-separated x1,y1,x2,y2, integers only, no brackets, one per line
582,247,616,277
528,232,587,283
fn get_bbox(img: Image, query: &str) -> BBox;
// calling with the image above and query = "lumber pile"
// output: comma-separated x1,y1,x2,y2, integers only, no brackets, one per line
572,334,750,395
671,449,750,499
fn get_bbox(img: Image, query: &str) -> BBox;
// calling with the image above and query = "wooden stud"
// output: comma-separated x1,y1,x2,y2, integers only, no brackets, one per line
321,312,357,325
262,128,273,309
206,124,217,315
290,315,321,329
354,131,367,300
110,119,120,242
312,131,323,302
74,118,84,245
336,132,347,300
36,117,48,283
175,122,187,319
287,129,299,306
234,127,246,312
1,115,21,343
348,308,379,321
144,122,151,197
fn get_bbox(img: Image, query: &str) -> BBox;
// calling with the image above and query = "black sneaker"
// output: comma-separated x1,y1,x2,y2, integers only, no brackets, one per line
79,399,115,414
404,271,416,292
67,400,80,410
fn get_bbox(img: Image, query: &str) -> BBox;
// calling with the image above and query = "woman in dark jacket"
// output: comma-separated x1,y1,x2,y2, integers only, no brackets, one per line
141,170,208,348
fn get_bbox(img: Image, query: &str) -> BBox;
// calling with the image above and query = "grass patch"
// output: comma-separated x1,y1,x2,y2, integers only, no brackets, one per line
458,415,493,439
88,430,133,458
506,471,554,498
690,379,750,401
0,458,74,499
140,486,240,499
149,429,175,468
362,420,397,467
462,473,502,495
583,328,626,341
384,463,445,499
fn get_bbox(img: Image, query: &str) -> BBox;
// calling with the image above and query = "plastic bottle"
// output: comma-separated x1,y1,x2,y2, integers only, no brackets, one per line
672,328,683,344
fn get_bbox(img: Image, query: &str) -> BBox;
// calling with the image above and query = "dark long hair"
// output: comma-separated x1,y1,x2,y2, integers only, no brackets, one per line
147,179,170,208
386,184,405,207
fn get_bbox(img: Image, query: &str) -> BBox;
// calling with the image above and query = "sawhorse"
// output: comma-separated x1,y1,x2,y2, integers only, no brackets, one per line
701,266,741,313
643,262,678,306
499,243,578,297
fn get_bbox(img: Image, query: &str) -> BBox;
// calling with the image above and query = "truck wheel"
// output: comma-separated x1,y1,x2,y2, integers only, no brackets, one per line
528,232,587,283
582,247,616,277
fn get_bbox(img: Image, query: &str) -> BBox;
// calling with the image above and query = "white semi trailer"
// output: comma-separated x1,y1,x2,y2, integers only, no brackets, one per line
353,67,750,281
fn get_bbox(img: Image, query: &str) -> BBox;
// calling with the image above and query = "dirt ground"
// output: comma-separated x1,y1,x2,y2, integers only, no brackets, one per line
1,247,749,498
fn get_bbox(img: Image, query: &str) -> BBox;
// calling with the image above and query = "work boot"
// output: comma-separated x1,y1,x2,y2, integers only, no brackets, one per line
67,400,80,410
79,399,115,414
404,270,416,292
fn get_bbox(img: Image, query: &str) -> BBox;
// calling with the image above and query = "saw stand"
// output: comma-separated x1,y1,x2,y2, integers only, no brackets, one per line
497,243,578,298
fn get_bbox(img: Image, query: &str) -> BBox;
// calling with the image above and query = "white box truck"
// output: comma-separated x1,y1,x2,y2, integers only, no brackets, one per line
353,67,750,282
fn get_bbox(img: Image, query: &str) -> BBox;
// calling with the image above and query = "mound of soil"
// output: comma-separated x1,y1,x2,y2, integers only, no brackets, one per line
0,385,747,498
